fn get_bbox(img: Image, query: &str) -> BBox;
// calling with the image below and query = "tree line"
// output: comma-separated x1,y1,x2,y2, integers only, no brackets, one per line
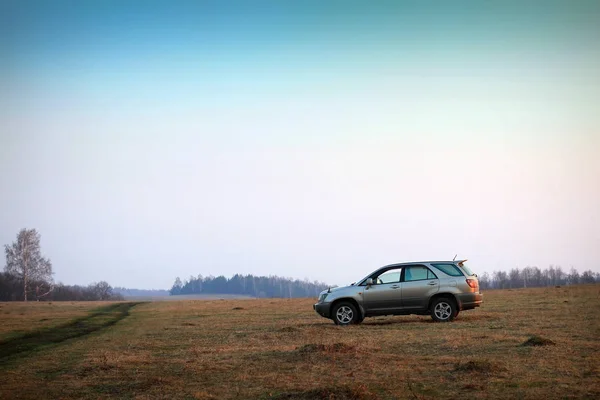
478,266,599,290
2,228,123,301
170,274,329,298
0,272,123,301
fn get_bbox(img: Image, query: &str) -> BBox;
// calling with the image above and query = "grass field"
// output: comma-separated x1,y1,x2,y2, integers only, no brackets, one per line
0,302,111,341
1,285,599,399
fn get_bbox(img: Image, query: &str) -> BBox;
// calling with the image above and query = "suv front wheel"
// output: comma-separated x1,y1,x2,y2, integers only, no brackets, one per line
431,297,457,322
332,302,359,326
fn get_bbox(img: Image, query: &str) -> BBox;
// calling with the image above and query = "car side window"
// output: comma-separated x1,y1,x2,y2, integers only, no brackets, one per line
404,266,438,282
431,263,464,277
375,268,402,284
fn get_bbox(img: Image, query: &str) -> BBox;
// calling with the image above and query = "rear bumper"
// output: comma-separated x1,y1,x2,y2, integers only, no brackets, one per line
457,292,483,310
313,302,331,318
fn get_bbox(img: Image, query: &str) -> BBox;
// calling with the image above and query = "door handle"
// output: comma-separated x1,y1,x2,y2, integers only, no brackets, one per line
428,281,437,286
391,285,400,289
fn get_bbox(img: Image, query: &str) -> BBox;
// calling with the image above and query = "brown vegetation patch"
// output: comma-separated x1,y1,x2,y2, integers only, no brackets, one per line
278,326,299,333
271,384,372,399
296,342,356,354
521,335,555,347
583,367,598,378
362,315,439,325
462,383,484,391
454,360,506,375
193,390,218,399
80,349,154,375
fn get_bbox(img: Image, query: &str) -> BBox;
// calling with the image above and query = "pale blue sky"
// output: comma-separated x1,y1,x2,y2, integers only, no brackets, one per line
1,1,599,288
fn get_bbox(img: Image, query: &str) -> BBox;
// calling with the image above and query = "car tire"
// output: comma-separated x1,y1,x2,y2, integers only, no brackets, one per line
431,297,457,322
332,302,358,326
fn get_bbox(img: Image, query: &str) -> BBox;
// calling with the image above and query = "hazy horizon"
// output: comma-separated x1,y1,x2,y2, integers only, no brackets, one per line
2,1,599,289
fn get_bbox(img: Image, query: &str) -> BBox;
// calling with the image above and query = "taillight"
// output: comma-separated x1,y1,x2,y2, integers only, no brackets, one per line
466,279,478,288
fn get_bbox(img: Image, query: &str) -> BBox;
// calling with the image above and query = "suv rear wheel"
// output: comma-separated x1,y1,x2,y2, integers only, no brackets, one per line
332,302,359,326
431,297,457,322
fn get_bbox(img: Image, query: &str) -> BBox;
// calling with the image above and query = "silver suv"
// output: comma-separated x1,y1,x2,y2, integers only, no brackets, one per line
313,260,482,325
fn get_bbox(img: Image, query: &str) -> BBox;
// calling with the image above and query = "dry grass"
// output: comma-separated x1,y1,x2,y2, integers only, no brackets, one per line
520,335,556,347
0,303,139,359
1,285,599,399
0,301,106,340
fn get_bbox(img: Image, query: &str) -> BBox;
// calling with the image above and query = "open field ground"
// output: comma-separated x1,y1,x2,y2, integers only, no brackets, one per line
0,302,112,341
1,285,599,399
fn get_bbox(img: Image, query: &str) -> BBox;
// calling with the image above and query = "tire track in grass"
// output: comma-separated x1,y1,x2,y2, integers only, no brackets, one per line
0,302,142,361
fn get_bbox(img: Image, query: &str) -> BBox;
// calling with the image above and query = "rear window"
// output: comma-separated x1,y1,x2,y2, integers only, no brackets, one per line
458,262,474,276
431,263,464,277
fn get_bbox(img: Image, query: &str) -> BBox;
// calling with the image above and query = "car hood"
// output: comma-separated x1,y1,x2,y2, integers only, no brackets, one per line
319,285,354,296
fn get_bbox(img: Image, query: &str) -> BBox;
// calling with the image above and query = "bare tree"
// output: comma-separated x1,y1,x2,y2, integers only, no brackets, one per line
522,266,532,288
479,272,490,290
509,268,521,288
493,270,509,289
531,266,542,287
581,270,596,284
91,281,113,300
554,266,564,285
567,267,580,285
4,229,53,301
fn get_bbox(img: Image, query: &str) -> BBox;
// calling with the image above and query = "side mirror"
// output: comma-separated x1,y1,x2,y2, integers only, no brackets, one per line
365,278,373,286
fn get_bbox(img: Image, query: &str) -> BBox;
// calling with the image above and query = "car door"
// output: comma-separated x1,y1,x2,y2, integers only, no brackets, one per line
401,265,439,310
362,268,402,313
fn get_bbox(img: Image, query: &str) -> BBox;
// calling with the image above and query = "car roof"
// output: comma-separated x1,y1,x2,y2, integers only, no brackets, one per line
380,260,466,269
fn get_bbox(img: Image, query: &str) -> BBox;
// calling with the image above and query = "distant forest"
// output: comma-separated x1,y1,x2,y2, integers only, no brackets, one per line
170,274,329,298
478,266,599,290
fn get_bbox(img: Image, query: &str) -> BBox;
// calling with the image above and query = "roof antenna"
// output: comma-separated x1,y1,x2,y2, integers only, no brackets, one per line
453,254,457,261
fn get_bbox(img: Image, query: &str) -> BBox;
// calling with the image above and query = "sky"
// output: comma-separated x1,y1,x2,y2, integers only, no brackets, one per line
1,1,599,289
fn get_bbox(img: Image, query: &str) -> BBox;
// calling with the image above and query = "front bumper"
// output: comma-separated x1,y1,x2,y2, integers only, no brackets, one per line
313,302,332,318
457,292,483,310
